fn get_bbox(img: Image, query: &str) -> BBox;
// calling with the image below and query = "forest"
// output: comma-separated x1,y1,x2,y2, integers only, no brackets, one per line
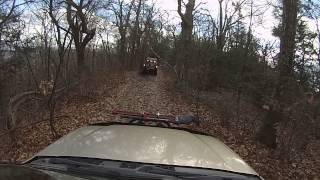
0,0,319,179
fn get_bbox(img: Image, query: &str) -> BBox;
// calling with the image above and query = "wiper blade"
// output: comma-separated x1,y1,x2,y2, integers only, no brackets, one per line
29,157,260,180
137,165,260,180
138,165,205,178
48,157,92,167
30,158,121,179
29,157,179,180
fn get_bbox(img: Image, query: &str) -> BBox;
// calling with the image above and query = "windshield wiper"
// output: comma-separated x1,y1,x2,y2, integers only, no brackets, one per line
138,165,206,178
28,157,260,180
30,158,122,179
29,157,179,180
137,165,261,180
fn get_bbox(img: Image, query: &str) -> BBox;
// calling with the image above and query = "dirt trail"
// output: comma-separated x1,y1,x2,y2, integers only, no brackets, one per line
110,69,192,115
0,69,200,162
112,71,166,112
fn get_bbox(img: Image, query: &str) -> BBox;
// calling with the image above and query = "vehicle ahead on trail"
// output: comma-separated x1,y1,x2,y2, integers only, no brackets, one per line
0,111,263,180
141,57,158,75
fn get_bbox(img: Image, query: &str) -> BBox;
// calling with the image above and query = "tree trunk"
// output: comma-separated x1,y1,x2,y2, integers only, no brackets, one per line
244,0,254,56
66,0,96,79
130,0,142,67
258,0,298,149
119,31,126,68
317,23,320,66
276,0,298,105
217,0,224,51
77,46,88,79
177,0,195,80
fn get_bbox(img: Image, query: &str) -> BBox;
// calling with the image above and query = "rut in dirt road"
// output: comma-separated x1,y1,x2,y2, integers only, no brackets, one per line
111,69,196,115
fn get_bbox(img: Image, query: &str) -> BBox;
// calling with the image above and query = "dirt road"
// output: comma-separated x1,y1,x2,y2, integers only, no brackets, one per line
110,70,194,115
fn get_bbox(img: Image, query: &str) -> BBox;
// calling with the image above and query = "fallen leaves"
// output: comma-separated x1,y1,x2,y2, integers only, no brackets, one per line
0,69,318,180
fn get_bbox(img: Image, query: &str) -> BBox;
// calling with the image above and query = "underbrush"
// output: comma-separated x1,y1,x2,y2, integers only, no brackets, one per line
0,71,126,163
170,80,320,180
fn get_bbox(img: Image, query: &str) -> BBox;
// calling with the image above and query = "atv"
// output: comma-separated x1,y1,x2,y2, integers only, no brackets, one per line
141,57,158,75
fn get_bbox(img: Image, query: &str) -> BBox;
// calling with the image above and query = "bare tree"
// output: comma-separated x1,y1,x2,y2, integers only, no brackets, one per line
177,0,195,80
46,0,73,136
305,1,320,65
278,0,298,79
111,0,134,67
0,0,21,30
216,0,265,51
139,2,160,60
178,0,195,45
32,7,54,82
98,25,112,68
0,0,30,53
258,0,299,149
65,0,97,78
128,0,142,65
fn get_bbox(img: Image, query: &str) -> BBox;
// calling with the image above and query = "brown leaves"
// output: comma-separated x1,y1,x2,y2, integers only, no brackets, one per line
0,72,125,163
0,69,319,180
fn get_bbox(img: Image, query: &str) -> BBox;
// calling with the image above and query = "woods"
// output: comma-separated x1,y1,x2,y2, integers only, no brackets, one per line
0,0,319,179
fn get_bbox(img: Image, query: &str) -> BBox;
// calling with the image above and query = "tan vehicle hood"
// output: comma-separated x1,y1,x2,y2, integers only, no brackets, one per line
35,125,257,175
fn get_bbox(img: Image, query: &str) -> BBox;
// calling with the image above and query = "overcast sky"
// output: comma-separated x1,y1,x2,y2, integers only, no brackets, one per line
26,0,318,44
155,0,278,42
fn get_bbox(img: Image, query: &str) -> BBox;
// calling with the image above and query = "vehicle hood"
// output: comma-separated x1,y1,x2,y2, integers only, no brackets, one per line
35,125,257,175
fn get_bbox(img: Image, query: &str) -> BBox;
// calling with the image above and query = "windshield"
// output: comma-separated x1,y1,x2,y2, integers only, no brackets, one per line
24,157,262,180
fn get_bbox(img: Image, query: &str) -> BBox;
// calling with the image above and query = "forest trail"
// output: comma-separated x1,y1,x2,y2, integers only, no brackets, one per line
0,68,205,162
0,68,318,180
110,69,194,115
